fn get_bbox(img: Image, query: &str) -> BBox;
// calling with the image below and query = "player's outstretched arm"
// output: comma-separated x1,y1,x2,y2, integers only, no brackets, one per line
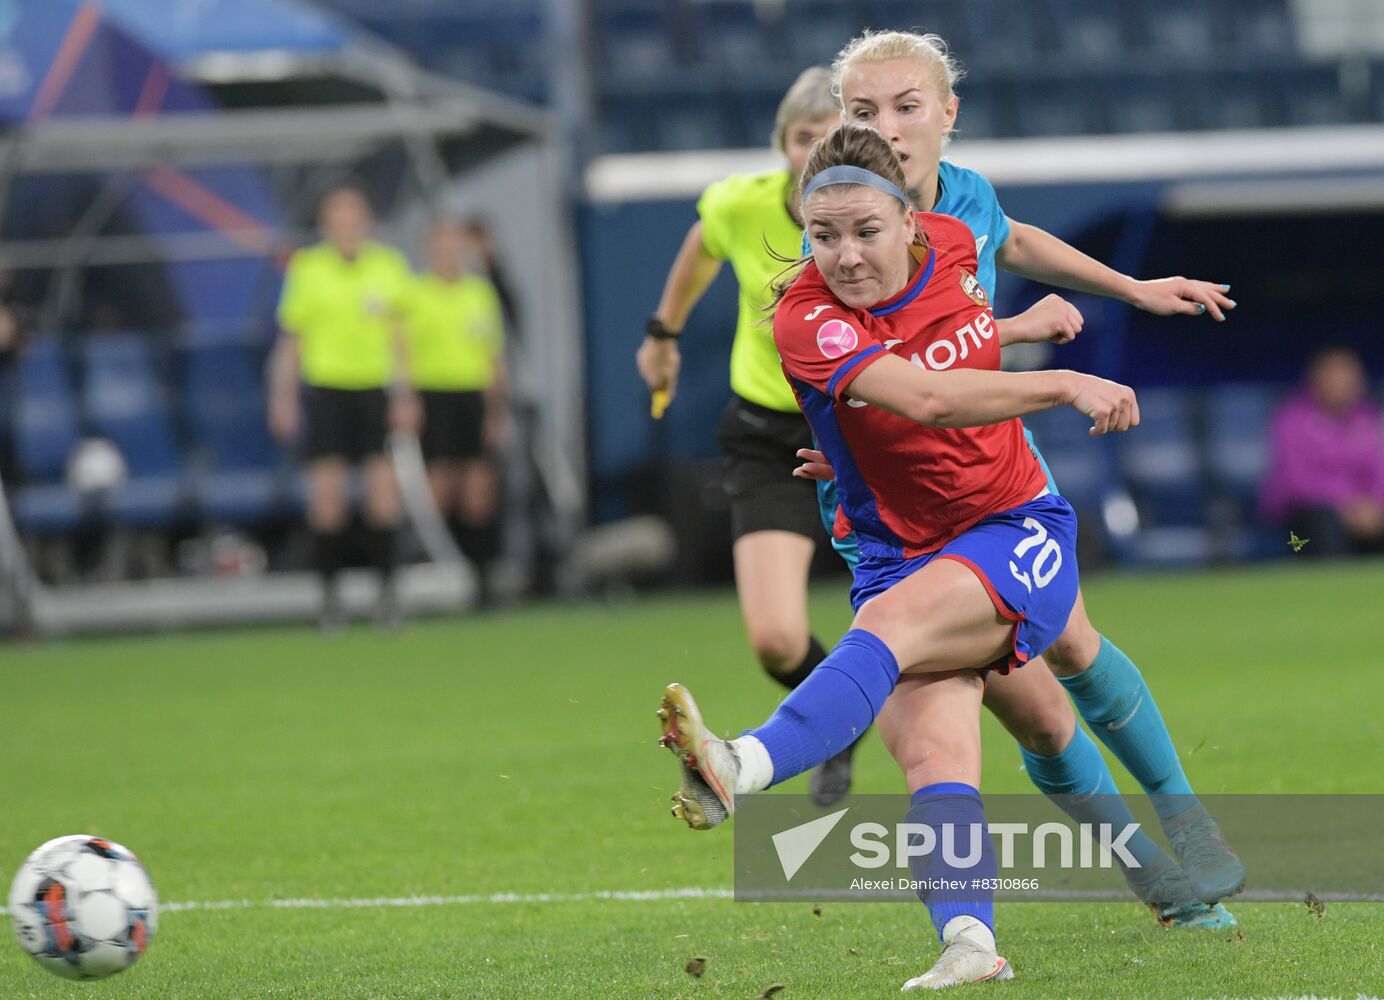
997,220,1236,321
635,222,723,403
845,353,1139,436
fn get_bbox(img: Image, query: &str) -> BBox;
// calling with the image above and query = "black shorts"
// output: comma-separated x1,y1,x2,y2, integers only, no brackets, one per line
420,390,486,462
304,385,388,463
715,394,821,541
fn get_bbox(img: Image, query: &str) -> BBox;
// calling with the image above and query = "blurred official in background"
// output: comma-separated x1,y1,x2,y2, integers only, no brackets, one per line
269,186,418,630
402,218,508,602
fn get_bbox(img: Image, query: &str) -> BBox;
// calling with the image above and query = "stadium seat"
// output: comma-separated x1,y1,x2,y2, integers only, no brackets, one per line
1204,382,1283,559
81,334,189,528
597,7,679,86
1021,405,1127,564
1223,0,1295,57
1099,74,1178,134
1280,65,1352,127
1183,69,1272,130
1047,0,1128,67
9,336,87,535
1140,0,1216,60
1022,405,1118,517
868,0,973,53
689,2,775,70
182,341,287,526
1010,75,1102,138
782,7,860,67
1116,387,1212,565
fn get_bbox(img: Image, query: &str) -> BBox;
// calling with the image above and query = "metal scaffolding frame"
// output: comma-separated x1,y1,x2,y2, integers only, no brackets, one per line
0,64,589,634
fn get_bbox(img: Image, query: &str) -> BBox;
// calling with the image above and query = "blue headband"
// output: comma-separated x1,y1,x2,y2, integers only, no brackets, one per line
800,165,911,210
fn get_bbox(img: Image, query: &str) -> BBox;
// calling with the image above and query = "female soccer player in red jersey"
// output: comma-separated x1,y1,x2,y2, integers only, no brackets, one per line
659,125,1140,989
810,30,1243,920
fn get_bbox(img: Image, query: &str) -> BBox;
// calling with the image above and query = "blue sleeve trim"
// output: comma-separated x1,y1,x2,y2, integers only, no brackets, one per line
827,345,884,399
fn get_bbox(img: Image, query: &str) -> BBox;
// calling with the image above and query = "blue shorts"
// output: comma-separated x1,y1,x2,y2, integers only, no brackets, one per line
848,493,1080,673
820,426,1059,574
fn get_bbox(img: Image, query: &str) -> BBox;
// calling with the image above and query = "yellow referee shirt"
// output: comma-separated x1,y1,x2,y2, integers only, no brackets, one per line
400,272,505,392
696,169,804,413
276,240,412,389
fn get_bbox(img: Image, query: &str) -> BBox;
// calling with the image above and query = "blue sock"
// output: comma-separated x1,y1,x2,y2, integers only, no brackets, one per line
1020,727,1168,872
748,629,898,786
1058,637,1195,824
905,782,995,939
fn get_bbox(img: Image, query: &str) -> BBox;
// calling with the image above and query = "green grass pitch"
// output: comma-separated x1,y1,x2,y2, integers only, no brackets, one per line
2,560,1382,997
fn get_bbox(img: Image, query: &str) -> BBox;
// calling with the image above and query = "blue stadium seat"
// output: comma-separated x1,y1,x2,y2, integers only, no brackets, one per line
961,0,1056,74
1183,70,1272,130
182,342,286,526
1116,387,1211,565
1280,65,1352,127
82,334,188,528
954,80,1001,140
1010,76,1102,138
1046,0,1128,67
598,7,678,86
1099,74,1178,134
868,0,973,52
1205,382,1283,558
10,336,86,535
1223,0,1295,57
783,7,859,67
1022,405,1118,518
691,2,774,70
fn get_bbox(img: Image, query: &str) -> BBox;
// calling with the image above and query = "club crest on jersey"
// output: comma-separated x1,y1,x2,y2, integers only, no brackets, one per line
816,318,859,359
960,269,988,307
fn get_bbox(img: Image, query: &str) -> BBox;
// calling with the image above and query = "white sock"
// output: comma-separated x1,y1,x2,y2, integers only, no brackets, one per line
729,734,774,794
941,915,995,950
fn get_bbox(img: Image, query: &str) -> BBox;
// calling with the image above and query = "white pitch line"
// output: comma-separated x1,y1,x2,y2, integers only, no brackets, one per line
5,886,1381,918
162,887,735,913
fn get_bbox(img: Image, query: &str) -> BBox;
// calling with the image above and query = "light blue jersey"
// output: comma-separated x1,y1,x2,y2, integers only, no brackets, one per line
813,161,1056,571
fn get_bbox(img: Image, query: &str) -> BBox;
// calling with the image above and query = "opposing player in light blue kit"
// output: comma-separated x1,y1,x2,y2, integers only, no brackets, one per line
796,29,1242,928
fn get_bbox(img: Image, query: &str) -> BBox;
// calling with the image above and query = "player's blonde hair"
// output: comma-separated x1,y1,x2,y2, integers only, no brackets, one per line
772,66,837,154
830,29,964,107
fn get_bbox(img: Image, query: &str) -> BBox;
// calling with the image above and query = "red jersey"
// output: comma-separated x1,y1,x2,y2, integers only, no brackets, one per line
774,212,1047,558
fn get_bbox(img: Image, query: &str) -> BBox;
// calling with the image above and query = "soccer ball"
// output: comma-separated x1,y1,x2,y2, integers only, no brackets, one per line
7,835,158,980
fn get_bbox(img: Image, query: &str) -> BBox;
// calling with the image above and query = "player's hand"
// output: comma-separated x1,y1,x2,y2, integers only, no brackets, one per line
1066,372,1139,435
793,447,836,482
389,389,422,436
1128,277,1236,322
1007,294,1083,345
636,336,681,402
268,392,299,444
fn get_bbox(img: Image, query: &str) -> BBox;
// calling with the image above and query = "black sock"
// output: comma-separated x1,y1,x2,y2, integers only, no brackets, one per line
452,517,500,570
446,515,468,553
312,528,346,587
364,524,396,584
767,635,829,691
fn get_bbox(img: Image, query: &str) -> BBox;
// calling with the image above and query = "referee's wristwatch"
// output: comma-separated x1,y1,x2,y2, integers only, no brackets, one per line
646,316,681,341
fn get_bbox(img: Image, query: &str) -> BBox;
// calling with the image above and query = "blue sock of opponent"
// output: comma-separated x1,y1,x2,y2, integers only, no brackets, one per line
905,782,995,939
748,629,898,785
1058,637,1195,824
1020,726,1170,873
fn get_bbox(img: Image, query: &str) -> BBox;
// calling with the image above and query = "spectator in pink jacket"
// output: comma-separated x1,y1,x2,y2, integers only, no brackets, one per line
1261,347,1384,556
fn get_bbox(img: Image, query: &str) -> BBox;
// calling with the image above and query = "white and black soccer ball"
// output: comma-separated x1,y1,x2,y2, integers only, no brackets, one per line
7,835,158,980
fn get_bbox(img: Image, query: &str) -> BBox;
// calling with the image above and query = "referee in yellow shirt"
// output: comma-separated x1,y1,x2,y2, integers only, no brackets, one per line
636,68,852,800
269,186,419,629
401,218,507,598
